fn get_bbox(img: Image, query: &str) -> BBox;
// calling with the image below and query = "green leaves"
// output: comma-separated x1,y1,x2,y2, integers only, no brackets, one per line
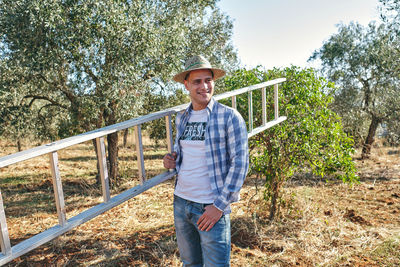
0,0,237,140
223,66,358,219
0,0,238,183
310,21,400,148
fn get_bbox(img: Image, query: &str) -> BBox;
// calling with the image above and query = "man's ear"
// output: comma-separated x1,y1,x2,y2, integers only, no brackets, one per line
184,80,189,90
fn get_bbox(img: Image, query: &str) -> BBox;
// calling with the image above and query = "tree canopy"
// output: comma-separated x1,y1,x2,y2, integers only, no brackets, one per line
380,0,400,30
310,21,400,157
0,0,238,182
222,66,357,220
379,0,400,144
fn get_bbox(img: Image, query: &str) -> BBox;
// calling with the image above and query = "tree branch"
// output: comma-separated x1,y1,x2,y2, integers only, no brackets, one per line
360,78,371,109
84,65,99,84
34,73,76,103
37,73,56,87
38,103,63,115
24,95,68,109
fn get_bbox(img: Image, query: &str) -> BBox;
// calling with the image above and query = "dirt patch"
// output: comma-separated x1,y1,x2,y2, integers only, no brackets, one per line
343,209,372,226
1,140,399,266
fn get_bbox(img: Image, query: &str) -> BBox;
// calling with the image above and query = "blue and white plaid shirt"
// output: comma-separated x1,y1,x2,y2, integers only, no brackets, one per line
174,97,249,214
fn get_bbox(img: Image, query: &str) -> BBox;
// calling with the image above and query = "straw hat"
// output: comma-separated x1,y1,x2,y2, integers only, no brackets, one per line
173,55,226,84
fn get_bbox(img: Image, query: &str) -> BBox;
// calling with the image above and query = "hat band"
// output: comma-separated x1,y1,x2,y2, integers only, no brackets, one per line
185,62,211,71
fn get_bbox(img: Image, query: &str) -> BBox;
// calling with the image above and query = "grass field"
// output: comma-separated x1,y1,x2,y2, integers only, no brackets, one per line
0,136,399,266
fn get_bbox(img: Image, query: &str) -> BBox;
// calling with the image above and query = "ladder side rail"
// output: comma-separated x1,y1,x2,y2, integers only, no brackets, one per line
214,78,286,101
248,116,287,138
0,109,178,169
95,137,110,202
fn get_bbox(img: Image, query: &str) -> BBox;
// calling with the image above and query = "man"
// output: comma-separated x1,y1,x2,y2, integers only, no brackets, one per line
163,55,249,267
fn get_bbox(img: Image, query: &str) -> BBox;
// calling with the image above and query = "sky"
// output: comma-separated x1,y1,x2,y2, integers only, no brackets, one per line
217,0,381,69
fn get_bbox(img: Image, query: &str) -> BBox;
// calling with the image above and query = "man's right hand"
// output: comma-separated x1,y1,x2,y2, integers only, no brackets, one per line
163,152,177,169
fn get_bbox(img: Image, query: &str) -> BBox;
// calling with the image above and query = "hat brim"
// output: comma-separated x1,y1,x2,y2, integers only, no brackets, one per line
173,67,226,84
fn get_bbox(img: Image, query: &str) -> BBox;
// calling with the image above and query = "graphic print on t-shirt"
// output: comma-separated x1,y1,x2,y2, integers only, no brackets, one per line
180,122,207,141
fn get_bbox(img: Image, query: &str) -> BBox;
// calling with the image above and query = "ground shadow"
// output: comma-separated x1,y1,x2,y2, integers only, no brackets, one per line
1,179,105,218
387,149,400,155
61,153,165,162
231,215,286,253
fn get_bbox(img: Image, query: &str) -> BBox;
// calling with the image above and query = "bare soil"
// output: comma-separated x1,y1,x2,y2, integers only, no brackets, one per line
0,138,399,266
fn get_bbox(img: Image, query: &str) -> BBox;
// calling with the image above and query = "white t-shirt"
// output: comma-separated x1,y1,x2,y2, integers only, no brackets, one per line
174,109,214,203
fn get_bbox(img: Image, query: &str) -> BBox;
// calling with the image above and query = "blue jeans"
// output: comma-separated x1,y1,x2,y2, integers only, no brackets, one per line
173,195,231,267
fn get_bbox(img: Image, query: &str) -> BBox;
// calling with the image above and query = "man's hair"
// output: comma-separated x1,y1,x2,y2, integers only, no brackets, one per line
184,69,214,81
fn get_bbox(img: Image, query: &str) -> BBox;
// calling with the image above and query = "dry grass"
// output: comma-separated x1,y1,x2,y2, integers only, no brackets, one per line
0,137,399,266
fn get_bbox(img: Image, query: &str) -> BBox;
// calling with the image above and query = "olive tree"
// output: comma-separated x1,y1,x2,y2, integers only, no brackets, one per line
0,0,237,183
310,22,400,157
0,63,34,151
380,0,400,29
379,0,400,145
223,67,357,220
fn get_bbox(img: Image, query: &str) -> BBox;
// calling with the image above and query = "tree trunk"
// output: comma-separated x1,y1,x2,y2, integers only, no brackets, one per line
107,132,119,187
268,175,280,221
17,139,22,152
123,128,129,148
361,116,381,159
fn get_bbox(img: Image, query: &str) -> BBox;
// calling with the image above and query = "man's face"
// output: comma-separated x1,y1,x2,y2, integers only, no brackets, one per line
184,69,215,111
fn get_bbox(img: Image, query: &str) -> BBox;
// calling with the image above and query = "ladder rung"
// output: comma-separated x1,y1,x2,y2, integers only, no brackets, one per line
96,137,110,202
248,91,253,132
49,151,67,227
0,190,11,256
165,115,173,154
231,95,237,109
274,84,279,120
134,125,146,183
262,87,267,126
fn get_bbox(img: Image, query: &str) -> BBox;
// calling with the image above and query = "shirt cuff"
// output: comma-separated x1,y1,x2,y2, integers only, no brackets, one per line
213,204,223,212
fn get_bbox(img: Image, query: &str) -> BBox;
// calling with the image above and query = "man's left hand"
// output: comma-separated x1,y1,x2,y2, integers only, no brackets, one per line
197,205,223,231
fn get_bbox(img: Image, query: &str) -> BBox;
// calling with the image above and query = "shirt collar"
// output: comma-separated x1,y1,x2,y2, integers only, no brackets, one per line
184,97,216,115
